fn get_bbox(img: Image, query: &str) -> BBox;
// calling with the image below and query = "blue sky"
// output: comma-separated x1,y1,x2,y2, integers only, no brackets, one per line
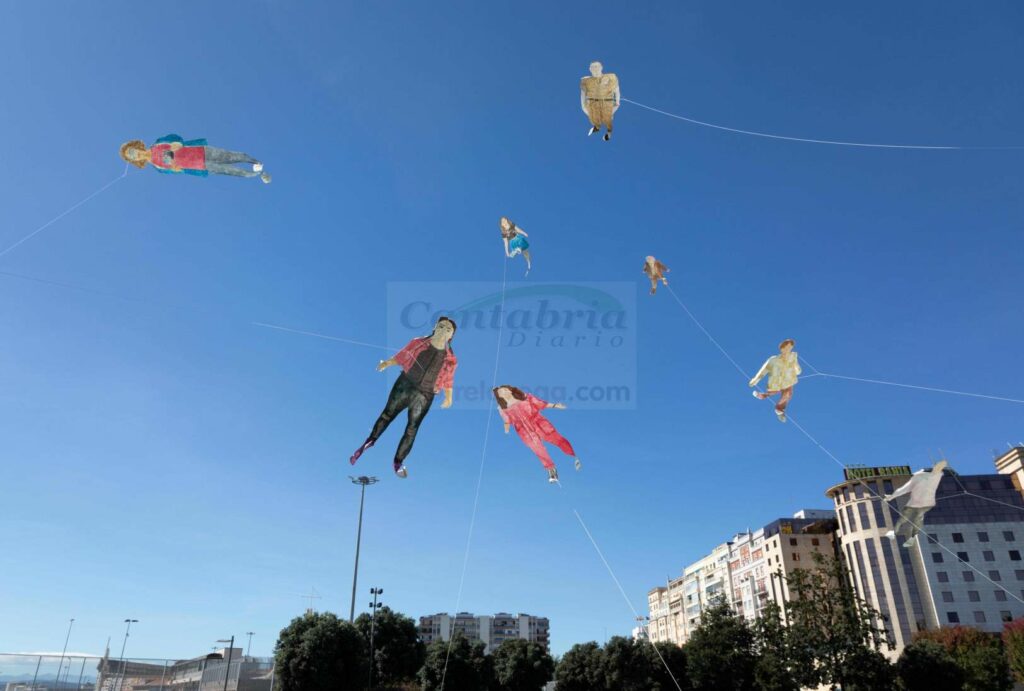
1,0,1022,660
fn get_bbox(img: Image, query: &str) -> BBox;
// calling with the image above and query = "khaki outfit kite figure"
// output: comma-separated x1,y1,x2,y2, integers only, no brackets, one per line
643,256,669,295
749,339,801,422
884,460,950,548
581,61,620,141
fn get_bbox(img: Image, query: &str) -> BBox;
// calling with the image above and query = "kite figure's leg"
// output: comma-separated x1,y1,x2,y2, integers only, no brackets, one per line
205,147,260,166
522,250,531,272
776,387,793,413
752,389,777,401
586,105,601,135
205,162,261,178
648,277,658,295
542,428,576,458
394,390,433,469
520,433,556,470
351,377,411,464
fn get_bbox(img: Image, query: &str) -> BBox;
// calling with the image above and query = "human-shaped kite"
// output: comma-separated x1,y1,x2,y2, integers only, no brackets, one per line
493,385,582,484
749,338,802,423
643,256,670,295
349,317,458,478
500,217,531,275
120,135,271,183
884,460,950,548
580,61,620,141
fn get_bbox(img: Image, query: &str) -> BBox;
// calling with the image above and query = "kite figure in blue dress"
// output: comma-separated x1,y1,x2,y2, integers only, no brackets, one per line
500,217,531,275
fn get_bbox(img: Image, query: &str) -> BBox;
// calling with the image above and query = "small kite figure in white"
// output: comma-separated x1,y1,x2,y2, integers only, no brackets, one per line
884,460,950,548
749,338,801,422
581,61,620,141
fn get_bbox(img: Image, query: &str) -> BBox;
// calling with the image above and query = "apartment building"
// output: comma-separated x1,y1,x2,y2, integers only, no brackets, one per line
418,612,550,653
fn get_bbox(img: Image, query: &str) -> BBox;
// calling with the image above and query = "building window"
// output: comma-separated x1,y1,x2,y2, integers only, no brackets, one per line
1003,611,1014,623
984,551,995,562
932,553,944,564
964,571,975,582
957,552,970,563
974,611,987,623
790,538,798,546
1006,531,1016,542
996,590,1008,602
812,538,820,546
928,533,938,544
1011,551,1022,561
942,591,955,603
1016,570,1024,581
792,553,801,561
953,533,964,543
990,570,1002,582
979,532,990,542
937,571,949,583
947,612,960,624
883,479,894,494
968,591,980,602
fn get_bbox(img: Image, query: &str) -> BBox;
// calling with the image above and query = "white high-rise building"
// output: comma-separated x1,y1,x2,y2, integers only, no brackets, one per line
418,612,550,654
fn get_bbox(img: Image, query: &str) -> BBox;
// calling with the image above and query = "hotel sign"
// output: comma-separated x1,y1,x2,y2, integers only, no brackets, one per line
843,465,912,480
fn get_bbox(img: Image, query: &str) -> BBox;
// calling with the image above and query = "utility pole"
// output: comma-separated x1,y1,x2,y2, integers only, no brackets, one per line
368,588,384,691
349,476,378,622
216,636,235,691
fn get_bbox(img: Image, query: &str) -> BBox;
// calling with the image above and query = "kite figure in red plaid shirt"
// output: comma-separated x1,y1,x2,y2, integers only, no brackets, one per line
349,317,458,478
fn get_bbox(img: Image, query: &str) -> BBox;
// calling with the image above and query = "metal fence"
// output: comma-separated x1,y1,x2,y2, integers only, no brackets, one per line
0,654,274,691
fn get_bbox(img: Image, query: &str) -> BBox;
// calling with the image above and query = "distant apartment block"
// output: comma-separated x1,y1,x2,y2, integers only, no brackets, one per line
418,612,550,653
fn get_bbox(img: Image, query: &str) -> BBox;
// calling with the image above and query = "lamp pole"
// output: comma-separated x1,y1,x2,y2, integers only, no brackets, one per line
245,632,255,657
216,636,235,691
349,476,378,622
116,619,138,691
368,588,383,691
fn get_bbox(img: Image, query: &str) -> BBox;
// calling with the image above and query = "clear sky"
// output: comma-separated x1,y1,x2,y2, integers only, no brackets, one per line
1,0,1022,660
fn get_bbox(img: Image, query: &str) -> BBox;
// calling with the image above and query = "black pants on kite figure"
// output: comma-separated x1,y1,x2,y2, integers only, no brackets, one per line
354,374,434,475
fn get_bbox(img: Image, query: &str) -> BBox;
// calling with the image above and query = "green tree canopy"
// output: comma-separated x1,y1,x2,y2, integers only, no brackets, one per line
685,597,756,691
916,626,1012,691
895,639,964,691
490,638,555,691
273,611,368,691
353,606,424,688
417,631,493,691
554,641,604,691
1001,618,1024,684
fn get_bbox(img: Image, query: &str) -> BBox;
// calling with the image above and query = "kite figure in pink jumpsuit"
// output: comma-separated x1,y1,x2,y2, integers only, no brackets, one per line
493,385,582,483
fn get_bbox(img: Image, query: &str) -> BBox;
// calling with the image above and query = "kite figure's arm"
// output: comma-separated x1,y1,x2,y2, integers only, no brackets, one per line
515,228,528,237
548,402,567,410
377,357,397,372
503,238,511,257
885,475,919,502
441,387,453,409
613,82,621,111
749,358,771,388
580,84,589,114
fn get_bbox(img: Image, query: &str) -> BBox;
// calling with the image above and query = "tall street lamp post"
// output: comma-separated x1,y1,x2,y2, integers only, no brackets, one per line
215,638,234,691
245,632,255,657
349,476,378,622
368,588,384,691
117,619,138,691
56,618,74,691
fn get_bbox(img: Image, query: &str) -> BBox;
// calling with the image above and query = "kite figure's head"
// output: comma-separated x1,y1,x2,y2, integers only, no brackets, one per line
499,217,514,235
433,316,457,344
933,460,950,473
645,255,656,265
779,338,795,354
589,61,603,77
492,385,528,409
119,140,150,169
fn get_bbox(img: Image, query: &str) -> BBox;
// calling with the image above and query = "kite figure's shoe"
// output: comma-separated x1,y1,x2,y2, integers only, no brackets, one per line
603,132,611,142
253,162,264,173
574,458,582,471
260,172,272,184
775,409,787,423
903,536,918,548
884,530,896,540
650,288,656,295
752,390,764,400
394,463,408,479
350,439,374,465
588,126,599,136
547,467,559,483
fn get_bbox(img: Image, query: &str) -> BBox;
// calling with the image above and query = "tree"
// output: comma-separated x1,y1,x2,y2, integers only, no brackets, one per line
644,641,688,691
916,626,1012,691
601,636,658,691
490,639,554,691
685,597,756,691
273,611,368,691
838,647,896,691
1002,618,1024,684
554,641,604,691
417,632,493,691
750,603,799,691
895,639,964,691
782,552,893,689
353,606,424,688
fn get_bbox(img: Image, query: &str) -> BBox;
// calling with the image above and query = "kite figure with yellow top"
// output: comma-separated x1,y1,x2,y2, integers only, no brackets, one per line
581,61,620,141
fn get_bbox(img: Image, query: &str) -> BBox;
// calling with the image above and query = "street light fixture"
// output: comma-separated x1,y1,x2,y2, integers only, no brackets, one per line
116,619,138,691
349,476,379,622
216,637,235,691
245,632,255,657
368,588,384,691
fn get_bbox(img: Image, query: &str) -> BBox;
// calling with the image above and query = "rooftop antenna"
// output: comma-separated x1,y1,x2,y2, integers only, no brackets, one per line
297,587,322,615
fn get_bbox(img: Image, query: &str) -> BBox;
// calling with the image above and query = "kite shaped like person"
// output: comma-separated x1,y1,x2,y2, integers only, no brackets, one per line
500,217,531,275
884,460,950,548
643,256,670,295
493,385,582,484
120,135,271,183
749,339,801,422
581,61,620,141
349,317,458,478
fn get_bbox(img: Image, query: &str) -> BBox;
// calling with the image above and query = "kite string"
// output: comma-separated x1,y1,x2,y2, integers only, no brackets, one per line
666,284,1024,606
0,164,130,260
560,484,684,691
439,257,509,690
621,97,1024,151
